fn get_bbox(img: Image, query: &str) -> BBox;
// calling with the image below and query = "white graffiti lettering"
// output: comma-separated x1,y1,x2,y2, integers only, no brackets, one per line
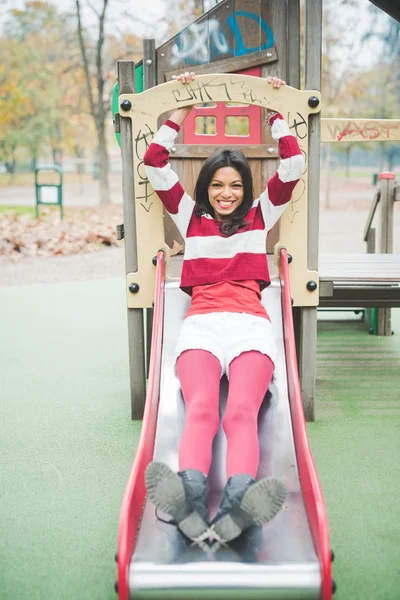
171,18,229,66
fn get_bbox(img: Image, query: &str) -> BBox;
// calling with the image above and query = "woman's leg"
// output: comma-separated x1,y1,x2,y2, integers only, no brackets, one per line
222,350,274,478
177,349,222,475
211,351,285,544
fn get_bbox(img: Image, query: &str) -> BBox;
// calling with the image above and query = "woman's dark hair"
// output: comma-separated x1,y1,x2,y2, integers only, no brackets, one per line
194,149,254,236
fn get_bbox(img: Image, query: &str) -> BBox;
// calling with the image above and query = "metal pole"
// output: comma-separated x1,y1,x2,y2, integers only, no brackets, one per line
143,40,157,374
118,60,146,419
299,0,322,422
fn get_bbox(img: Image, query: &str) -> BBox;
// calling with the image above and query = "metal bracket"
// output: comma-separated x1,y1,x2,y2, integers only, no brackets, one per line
113,113,121,133
116,223,124,240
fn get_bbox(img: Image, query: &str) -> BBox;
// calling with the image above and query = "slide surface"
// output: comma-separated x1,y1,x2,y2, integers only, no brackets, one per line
117,251,332,600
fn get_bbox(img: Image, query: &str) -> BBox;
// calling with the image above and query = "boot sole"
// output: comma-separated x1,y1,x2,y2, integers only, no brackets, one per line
212,478,286,543
145,462,209,542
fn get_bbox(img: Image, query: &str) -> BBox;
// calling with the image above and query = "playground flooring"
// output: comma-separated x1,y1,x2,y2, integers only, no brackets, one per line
1,274,399,600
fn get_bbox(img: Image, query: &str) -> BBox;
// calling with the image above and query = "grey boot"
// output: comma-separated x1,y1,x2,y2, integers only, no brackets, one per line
145,462,210,542
210,473,286,543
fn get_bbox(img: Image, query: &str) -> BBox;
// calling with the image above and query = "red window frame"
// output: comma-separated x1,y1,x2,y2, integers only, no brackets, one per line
183,66,262,145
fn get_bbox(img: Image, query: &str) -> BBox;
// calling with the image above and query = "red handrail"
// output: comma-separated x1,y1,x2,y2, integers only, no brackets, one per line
279,247,332,600
117,251,165,600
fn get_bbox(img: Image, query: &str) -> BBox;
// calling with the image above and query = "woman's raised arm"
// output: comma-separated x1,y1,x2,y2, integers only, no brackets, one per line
143,72,197,237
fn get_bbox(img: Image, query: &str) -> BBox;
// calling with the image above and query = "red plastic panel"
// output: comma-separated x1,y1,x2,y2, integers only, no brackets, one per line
378,172,396,180
184,66,262,145
279,248,332,600
117,251,165,600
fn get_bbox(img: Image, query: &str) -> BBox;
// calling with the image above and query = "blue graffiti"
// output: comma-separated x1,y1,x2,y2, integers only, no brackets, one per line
172,11,275,67
227,11,274,56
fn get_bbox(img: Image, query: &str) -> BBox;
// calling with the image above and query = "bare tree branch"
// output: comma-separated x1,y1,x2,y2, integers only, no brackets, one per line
86,0,101,19
75,0,97,129
96,0,109,117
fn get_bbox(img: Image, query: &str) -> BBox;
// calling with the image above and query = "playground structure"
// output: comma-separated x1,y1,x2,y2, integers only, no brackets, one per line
114,0,400,424
113,1,399,598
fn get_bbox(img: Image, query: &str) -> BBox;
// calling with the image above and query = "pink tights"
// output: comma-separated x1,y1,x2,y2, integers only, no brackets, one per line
176,349,274,478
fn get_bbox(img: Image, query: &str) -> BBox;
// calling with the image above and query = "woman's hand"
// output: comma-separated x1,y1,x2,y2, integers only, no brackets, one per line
169,71,196,126
267,76,286,88
176,71,196,84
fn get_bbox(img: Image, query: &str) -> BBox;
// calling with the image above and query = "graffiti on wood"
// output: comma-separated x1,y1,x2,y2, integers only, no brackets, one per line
326,120,400,142
171,11,274,67
134,124,155,212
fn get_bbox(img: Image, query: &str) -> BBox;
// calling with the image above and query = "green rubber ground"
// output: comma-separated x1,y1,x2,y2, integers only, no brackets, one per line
308,311,400,600
1,278,399,599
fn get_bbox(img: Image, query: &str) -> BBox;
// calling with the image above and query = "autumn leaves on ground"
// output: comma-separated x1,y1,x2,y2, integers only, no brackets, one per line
0,206,123,260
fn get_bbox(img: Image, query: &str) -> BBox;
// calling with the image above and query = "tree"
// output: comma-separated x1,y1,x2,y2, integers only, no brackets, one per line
362,5,400,170
0,2,91,171
320,0,359,206
75,0,113,203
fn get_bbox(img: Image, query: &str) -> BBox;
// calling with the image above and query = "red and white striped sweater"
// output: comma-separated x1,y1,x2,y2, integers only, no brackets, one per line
144,114,303,295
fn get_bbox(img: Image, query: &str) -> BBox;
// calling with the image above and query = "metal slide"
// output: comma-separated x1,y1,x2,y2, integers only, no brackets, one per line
117,250,332,600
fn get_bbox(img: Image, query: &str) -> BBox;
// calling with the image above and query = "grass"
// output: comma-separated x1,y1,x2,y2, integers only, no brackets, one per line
0,205,67,219
0,172,96,187
0,205,99,219
322,167,399,180
0,205,36,216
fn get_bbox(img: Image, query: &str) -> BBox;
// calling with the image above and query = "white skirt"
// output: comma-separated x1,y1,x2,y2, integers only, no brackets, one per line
175,311,278,379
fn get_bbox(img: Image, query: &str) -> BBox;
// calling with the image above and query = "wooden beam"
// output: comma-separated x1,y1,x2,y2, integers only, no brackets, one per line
165,47,278,81
321,118,400,143
170,143,278,159
118,60,146,419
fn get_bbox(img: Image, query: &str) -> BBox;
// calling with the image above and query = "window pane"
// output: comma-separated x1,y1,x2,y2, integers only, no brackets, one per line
195,116,217,135
225,116,250,136
226,102,249,107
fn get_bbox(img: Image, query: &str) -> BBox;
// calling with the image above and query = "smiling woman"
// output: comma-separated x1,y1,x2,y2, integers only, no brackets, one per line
208,167,244,219
192,149,253,235
142,72,303,545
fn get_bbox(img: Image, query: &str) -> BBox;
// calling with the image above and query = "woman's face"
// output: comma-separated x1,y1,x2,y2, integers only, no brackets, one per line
208,167,244,221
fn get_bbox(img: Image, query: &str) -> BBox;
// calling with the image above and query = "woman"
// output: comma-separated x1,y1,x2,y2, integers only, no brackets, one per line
144,73,303,544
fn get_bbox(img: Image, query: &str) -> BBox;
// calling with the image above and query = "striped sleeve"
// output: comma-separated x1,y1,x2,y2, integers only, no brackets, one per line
259,113,304,230
143,120,194,238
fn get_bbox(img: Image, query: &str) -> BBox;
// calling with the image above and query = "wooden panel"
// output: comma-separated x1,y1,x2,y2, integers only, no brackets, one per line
261,0,287,80
207,1,235,62
157,40,184,85
177,13,210,71
260,0,286,147
172,144,278,159
287,0,301,88
185,158,204,199
234,0,262,54
321,119,400,143
249,158,262,197
299,307,317,422
319,254,400,282
166,47,277,80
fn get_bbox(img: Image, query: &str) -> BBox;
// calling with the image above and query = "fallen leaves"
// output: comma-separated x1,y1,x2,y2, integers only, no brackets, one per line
0,206,123,261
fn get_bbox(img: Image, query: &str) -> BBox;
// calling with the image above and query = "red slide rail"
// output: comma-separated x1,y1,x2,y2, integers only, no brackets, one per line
279,248,332,600
117,251,165,600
